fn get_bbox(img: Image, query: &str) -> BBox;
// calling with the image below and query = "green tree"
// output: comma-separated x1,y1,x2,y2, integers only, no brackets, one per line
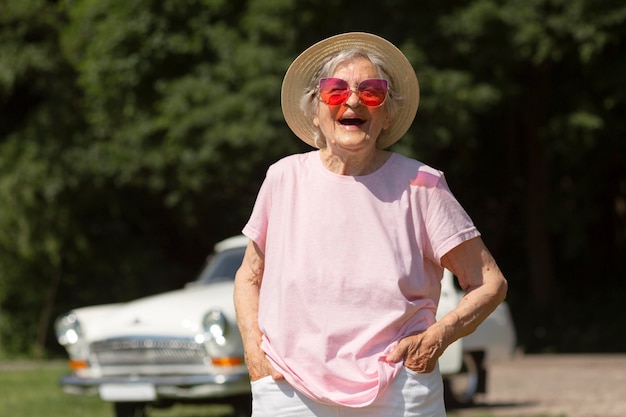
0,0,625,357
0,0,88,356
410,0,626,350
0,0,307,356
280,0,626,351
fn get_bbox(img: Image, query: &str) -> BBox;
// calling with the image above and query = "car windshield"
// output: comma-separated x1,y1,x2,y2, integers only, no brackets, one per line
195,246,245,285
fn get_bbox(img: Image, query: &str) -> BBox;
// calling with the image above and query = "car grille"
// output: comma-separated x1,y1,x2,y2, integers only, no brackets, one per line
91,337,208,366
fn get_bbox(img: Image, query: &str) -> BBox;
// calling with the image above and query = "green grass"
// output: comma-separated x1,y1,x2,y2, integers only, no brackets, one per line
0,361,236,417
0,361,109,417
0,361,563,417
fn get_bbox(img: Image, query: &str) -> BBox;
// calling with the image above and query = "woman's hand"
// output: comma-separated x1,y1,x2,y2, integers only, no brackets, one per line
385,324,449,373
245,343,284,382
245,336,284,381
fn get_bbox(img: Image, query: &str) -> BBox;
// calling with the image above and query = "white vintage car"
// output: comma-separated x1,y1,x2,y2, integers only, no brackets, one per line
55,235,516,417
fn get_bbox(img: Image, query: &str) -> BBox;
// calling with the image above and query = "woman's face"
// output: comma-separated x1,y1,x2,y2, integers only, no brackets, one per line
314,57,390,153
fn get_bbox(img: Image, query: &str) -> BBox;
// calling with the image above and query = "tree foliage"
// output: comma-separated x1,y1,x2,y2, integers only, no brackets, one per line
0,0,624,356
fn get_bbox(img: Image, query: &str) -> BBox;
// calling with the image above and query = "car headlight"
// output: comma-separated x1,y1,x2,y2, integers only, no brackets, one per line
202,308,228,346
55,312,82,346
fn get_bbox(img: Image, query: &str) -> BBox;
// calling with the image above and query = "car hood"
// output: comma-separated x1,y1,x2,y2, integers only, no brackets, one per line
73,281,236,342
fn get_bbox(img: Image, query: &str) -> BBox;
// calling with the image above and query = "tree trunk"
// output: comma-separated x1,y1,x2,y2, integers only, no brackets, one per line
35,261,62,359
524,65,556,310
525,130,556,309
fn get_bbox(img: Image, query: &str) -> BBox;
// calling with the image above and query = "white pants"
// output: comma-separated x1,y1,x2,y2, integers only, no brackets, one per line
250,366,447,417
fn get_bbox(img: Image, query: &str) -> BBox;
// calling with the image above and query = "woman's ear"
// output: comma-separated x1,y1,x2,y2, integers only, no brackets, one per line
313,116,320,127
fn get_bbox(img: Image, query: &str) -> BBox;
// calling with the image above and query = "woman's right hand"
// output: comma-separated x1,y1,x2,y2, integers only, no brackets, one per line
246,343,284,381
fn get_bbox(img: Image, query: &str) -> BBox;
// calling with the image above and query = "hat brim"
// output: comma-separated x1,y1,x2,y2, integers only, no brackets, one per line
281,32,419,149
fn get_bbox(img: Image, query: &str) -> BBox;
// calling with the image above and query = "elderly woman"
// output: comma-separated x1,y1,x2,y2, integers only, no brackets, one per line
233,32,508,417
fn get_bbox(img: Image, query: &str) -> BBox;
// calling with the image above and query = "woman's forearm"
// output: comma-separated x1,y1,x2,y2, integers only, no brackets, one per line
439,237,508,346
437,268,508,346
233,240,283,380
233,241,264,357
233,264,262,352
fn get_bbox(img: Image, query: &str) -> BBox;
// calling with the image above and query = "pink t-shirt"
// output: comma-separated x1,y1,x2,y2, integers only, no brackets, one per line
243,151,479,407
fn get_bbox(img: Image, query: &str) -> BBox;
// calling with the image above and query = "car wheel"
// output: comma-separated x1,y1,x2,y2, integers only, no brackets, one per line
113,402,148,417
443,351,483,408
229,393,252,417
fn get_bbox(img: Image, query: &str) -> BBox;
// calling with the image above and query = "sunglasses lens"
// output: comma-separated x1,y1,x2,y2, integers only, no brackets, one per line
319,78,350,105
358,79,388,106
319,78,388,107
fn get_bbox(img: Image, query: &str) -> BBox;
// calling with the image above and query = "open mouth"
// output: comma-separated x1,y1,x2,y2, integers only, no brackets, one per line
339,117,366,126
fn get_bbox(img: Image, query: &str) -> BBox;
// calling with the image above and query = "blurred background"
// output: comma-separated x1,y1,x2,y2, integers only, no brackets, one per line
0,0,624,359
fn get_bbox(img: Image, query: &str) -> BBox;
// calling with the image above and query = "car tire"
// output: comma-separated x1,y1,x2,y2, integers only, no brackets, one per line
229,393,252,417
443,351,485,409
113,402,148,417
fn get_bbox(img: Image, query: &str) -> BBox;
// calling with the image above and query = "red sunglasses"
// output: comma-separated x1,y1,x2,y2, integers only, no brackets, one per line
319,77,388,107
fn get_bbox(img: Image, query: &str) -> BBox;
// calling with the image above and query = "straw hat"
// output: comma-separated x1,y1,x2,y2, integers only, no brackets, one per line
281,32,420,149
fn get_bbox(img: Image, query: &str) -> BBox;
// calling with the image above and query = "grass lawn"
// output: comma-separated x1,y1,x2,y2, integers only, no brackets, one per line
0,361,236,417
0,361,560,417
0,361,109,417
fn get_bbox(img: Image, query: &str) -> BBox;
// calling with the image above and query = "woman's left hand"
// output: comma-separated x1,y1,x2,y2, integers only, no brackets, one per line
385,324,448,373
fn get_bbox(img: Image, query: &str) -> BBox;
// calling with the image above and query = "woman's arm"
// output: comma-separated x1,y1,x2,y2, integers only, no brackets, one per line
386,236,508,372
233,239,283,381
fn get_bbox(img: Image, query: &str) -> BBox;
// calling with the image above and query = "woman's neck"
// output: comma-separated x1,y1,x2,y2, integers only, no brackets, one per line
319,148,391,176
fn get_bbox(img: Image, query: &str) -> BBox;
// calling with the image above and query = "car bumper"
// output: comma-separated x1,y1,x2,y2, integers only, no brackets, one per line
59,372,251,401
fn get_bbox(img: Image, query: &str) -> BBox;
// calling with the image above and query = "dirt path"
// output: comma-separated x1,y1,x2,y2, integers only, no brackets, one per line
453,354,626,417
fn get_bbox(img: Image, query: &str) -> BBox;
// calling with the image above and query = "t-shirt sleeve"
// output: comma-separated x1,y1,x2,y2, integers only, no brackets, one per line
242,167,275,255
424,174,480,263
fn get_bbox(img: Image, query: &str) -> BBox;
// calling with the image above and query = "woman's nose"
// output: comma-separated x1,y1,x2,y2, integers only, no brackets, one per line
344,89,361,107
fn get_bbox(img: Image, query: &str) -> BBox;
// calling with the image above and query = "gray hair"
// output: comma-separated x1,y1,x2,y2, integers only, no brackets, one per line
299,49,404,148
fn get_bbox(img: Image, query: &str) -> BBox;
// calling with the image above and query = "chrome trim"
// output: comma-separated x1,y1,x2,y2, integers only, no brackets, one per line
91,336,207,366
